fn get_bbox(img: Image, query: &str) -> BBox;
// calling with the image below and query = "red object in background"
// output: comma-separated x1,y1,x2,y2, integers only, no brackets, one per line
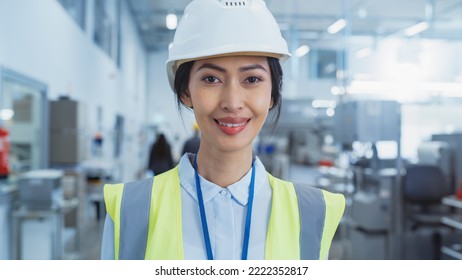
456,181,462,200
0,127,10,178
318,159,334,167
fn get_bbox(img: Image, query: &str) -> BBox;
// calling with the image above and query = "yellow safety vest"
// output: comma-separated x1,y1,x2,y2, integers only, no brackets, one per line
104,166,345,259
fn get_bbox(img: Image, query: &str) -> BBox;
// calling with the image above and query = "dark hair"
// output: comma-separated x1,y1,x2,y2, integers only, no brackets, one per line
151,133,172,160
173,57,283,125
148,133,174,175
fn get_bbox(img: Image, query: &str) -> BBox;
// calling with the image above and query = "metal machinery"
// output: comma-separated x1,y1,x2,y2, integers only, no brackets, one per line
334,99,403,259
417,141,452,182
441,196,462,259
49,97,87,165
0,182,16,259
431,133,462,193
48,97,90,257
81,159,118,221
13,169,78,259
258,98,335,180
423,133,462,259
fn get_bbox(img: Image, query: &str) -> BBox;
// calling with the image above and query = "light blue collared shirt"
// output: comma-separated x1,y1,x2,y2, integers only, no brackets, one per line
101,153,272,259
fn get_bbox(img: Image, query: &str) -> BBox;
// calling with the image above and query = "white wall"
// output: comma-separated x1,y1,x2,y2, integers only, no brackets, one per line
349,38,461,83
346,38,462,160
401,103,462,160
0,0,148,181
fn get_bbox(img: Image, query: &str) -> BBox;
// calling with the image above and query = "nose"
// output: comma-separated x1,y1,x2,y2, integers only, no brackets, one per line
220,80,244,112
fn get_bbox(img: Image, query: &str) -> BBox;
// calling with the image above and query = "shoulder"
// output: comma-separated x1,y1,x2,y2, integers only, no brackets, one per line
293,183,345,212
319,189,345,218
268,174,345,212
103,177,153,193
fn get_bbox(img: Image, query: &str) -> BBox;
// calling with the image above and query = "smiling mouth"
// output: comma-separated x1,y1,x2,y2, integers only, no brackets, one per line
217,121,247,128
214,118,250,135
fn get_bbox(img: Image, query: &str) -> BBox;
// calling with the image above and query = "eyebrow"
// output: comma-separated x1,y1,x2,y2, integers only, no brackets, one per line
239,64,268,72
197,63,226,73
196,63,268,73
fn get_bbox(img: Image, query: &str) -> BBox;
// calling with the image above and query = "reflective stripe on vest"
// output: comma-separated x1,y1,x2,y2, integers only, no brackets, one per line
104,167,345,260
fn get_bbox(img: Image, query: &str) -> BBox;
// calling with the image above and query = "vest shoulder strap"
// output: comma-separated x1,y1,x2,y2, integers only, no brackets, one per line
292,183,325,259
103,182,124,259
104,178,153,260
319,190,345,259
145,167,184,259
120,178,153,260
266,174,345,259
290,183,345,260
103,167,183,260
265,173,300,259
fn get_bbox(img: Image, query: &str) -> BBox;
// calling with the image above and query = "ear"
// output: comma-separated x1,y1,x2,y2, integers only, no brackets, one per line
180,91,193,108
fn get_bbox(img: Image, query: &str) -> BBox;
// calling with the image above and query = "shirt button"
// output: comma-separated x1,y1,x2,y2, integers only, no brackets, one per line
220,189,228,196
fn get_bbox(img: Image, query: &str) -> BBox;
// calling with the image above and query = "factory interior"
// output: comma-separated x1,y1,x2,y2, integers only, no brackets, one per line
1,0,462,260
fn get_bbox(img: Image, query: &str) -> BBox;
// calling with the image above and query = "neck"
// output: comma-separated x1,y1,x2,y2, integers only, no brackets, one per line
194,147,253,188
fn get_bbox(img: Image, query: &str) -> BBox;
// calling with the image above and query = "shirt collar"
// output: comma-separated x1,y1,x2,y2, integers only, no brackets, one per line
178,153,267,206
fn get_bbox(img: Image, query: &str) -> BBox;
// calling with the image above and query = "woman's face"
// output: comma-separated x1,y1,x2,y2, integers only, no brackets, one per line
181,56,273,154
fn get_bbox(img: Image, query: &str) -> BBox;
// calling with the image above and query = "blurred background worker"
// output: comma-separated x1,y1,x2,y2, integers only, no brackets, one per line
147,133,174,176
182,123,200,155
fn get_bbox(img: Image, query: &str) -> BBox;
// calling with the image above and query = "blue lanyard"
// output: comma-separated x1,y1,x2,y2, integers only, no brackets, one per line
193,155,256,260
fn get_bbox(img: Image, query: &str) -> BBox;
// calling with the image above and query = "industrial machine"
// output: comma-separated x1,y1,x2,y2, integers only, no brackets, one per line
49,97,87,165
18,169,64,210
431,133,462,192
349,169,397,259
334,100,401,144
334,99,403,259
0,183,16,259
13,169,68,259
418,141,452,184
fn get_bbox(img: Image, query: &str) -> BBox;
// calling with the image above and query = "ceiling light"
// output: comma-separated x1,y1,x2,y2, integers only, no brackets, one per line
294,45,310,57
358,8,367,19
312,100,336,109
327,19,346,34
331,86,345,95
326,108,335,117
0,109,14,121
355,47,372,58
404,21,429,37
166,13,177,30
348,80,462,97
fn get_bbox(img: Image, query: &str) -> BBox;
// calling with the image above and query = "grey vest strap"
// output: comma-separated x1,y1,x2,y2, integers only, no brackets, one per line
293,184,326,260
119,177,153,260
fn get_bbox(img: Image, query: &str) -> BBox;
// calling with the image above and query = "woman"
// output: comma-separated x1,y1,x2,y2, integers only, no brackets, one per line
102,0,345,260
147,133,174,176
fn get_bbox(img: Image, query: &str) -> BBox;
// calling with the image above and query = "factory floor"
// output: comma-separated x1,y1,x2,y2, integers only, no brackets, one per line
72,209,104,260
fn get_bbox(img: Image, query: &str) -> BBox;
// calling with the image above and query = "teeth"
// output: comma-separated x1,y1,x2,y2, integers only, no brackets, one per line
218,122,246,128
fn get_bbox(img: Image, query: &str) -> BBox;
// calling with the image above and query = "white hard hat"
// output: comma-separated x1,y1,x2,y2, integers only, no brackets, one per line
166,0,291,91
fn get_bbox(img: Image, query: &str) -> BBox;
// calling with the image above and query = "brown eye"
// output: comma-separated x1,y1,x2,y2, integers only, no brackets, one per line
203,76,220,83
245,77,261,84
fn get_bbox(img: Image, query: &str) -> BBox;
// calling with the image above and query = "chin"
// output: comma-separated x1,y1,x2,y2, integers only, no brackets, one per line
216,139,254,153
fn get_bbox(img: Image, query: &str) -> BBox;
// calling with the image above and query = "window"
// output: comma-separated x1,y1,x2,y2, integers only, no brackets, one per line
309,49,345,79
94,0,121,66
57,0,86,30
